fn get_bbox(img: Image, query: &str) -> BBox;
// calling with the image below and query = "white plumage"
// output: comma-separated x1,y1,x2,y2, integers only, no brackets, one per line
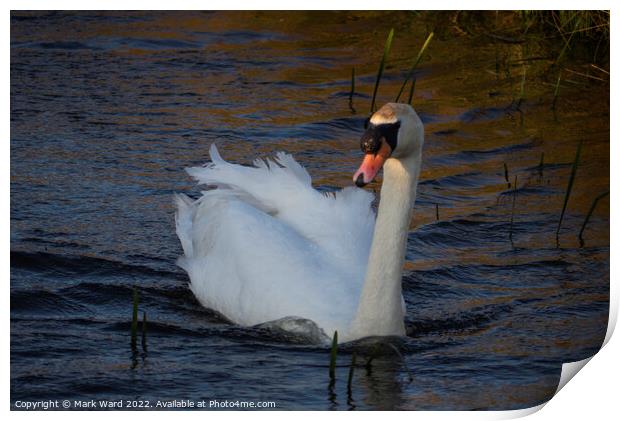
175,103,424,343
175,144,376,340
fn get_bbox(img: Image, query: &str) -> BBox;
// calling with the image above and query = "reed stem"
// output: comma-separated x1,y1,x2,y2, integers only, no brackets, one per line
503,162,511,187
407,77,417,105
347,353,357,394
556,31,576,65
349,67,356,113
509,175,518,241
552,71,562,110
579,191,609,245
395,32,434,102
557,140,583,237
329,331,338,379
539,152,545,177
131,287,139,348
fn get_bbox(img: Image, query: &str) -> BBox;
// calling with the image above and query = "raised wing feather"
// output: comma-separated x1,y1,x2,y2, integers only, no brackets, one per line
183,144,376,270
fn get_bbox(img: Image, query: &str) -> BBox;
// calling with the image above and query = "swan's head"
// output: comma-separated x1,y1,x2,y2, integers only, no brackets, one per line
353,103,424,187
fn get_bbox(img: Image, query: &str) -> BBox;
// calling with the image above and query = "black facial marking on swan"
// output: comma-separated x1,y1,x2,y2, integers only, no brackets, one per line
359,121,401,154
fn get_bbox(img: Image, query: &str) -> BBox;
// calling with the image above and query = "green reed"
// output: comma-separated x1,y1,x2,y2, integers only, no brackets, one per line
395,32,434,102
509,175,518,242
538,152,545,177
520,11,609,41
503,162,511,188
579,191,609,246
347,353,357,394
552,71,562,110
329,331,338,379
349,67,356,113
556,31,576,65
370,28,394,113
557,140,583,237
131,287,139,348
406,77,417,105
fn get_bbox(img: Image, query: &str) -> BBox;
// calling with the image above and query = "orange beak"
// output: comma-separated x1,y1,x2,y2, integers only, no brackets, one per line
353,141,392,187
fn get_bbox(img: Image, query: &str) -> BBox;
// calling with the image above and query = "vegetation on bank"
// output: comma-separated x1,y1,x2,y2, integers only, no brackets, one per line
423,10,610,66
520,11,609,42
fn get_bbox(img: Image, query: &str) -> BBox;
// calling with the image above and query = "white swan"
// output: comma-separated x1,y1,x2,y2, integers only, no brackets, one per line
175,103,423,343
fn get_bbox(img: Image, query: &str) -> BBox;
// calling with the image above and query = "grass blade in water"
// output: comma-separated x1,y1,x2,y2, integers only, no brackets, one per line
552,71,562,110
349,67,356,113
557,140,583,237
509,175,518,242
370,28,394,113
395,32,434,102
538,152,545,177
556,31,576,65
407,77,417,105
329,331,338,379
131,287,139,348
347,353,357,394
579,190,609,246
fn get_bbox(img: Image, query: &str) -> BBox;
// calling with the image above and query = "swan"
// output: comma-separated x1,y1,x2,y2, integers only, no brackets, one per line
175,103,423,343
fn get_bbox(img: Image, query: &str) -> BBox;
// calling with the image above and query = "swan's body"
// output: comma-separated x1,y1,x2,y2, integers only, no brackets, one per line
175,148,376,339
175,103,424,343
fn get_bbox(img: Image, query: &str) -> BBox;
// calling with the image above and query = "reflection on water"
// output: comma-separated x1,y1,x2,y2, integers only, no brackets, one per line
11,11,609,410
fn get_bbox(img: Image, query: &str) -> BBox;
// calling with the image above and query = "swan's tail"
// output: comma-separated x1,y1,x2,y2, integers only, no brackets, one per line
185,144,316,217
174,193,195,261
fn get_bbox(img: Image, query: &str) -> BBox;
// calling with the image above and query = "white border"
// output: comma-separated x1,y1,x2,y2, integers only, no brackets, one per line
3,1,616,10
5,2,616,419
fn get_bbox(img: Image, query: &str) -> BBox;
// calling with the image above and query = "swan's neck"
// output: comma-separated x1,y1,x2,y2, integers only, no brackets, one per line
350,153,420,339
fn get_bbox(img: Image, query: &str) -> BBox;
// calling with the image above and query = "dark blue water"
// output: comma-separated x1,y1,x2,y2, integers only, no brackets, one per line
11,11,609,410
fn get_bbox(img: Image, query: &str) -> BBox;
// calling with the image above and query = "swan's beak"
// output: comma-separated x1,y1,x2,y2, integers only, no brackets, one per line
353,140,392,187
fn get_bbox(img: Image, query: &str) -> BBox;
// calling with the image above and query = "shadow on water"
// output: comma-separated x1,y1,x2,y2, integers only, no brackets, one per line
11,11,608,410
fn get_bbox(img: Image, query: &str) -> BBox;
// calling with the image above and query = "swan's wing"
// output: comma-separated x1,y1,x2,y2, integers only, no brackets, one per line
176,195,359,335
184,144,376,270
186,144,313,216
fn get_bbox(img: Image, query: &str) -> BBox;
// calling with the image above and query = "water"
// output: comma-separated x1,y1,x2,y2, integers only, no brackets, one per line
11,11,609,410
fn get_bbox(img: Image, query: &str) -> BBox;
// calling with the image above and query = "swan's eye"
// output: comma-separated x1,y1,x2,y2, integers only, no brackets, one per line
361,137,381,155
360,124,382,154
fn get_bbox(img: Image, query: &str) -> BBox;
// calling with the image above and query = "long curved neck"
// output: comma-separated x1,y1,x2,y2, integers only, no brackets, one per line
350,153,421,339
